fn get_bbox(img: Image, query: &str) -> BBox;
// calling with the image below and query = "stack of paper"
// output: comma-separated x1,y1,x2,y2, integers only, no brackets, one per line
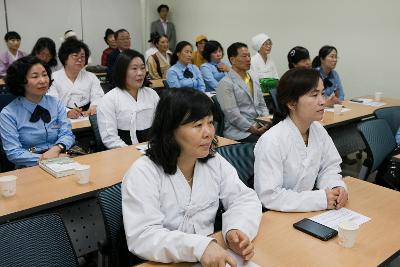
39,157,81,178
309,208,371,230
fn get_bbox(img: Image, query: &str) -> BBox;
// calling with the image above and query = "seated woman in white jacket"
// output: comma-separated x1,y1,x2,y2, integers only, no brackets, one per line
254,68,348,212
122,88,262,266
97,49,159,149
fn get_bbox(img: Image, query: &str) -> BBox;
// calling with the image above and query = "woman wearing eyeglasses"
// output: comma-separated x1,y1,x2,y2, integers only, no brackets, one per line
312,45,343,107
166,41,206,92
48,38,104,119
250,33,279,81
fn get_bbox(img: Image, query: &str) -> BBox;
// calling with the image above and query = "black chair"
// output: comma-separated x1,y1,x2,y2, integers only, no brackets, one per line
97,183,141,267
0,214,78,267
0,87,16,112
357,119,397,179
374,106,400,136
216,143,256,188
269,88,281,114
0,137,14,172
211,95,225,137
89,114,107,152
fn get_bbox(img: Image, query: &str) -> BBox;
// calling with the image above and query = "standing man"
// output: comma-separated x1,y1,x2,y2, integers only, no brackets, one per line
107,29,131,84
216,42,269,143
151,4,176,51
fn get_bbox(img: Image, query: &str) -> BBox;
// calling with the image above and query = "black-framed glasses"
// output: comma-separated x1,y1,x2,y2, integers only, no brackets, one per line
183,68,193,78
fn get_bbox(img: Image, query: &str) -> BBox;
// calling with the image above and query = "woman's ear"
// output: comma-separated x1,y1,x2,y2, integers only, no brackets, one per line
287,101,296,111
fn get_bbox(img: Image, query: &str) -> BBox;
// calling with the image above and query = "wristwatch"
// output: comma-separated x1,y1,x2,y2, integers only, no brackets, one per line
56,143,66,153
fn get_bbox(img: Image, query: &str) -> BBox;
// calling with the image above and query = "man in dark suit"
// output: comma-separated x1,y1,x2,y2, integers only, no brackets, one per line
150,4,176,51
107,29,131,85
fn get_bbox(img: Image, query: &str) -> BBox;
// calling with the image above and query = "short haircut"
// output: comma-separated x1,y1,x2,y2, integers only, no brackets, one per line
6,56,52,97
30,37,57,68
202,40,224,62
227,42,247,63
114,29,128,40
272,68,320,125
170,41,192,66
104,28,114,44
146,87,216,174
112,49,145,90
4,31,21,41
58,38,90,66
312,45,337,68
157,4,169,13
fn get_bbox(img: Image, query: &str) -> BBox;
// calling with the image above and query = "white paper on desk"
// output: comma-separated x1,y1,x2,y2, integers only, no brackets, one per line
309,208,371,231
69,116,89,123
135,143,149,154
192,249,260,267
324,108,351,113
351,98,386,107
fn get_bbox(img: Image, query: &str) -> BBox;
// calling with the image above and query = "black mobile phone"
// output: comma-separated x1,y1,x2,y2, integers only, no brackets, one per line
293,218,338,241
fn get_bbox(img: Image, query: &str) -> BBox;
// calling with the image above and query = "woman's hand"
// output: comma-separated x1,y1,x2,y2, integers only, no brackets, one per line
325,95,341,107
226,229,255,264
333,187,348,209
325,188,339,209
67,108,83,119
40,145,62,160
200,241,237,267
218,63,230,72
82,106,97,116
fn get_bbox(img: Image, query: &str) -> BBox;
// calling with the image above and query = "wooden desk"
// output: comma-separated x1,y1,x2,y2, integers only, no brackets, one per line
0,136,237,223
256,96,400,129
150,79,165,89
71,118,91,130
137,177,400,267
0,78,5,86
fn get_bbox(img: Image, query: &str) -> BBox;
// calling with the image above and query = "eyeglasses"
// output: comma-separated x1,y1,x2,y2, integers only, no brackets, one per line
118,37,131,41
183,68,193,78
263,41,273,47
71,53,85,60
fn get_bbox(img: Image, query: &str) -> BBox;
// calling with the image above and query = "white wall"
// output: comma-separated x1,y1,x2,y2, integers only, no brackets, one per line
145,0,400,98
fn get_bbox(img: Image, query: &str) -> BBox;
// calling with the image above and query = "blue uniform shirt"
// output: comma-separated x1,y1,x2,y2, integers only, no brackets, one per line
200,61,227,92
166,62,206,92
316,67,345,101
0,95,75,166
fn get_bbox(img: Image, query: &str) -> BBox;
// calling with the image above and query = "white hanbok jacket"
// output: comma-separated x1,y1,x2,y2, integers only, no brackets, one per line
96,87,159,149
122,154,262,263
48,68,104,108
254,117,347,212
250,53,279,81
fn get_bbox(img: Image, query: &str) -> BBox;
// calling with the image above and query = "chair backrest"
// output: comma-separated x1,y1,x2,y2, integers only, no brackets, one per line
216,143,256,188
97,183,140,266
0,213,78,267
89,114,107,152
357,118,397,173
0,137,14,172
0,87,16,112
374,106,400,136
269,88,281,114
211,95,225,137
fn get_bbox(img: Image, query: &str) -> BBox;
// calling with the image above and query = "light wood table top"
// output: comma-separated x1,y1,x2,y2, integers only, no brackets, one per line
0,78,5,86
71,118,91,130
0,136,237,222
137,177,400,267
150,79,165,89
257,96,400,129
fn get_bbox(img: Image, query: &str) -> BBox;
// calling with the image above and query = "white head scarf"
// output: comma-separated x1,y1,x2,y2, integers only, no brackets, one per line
251,33,270,52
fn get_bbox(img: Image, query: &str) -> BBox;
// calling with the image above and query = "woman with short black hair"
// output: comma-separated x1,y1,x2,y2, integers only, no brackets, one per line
31,37,59,71
101,28,116,66
0,56,74,167
254,68,348,212
200,40,229,92
122,87,261,265
97,49,159,149
48,38,104,119
0,31,27,77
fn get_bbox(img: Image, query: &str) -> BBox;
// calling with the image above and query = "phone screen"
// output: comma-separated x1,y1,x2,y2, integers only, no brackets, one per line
293,218,338,241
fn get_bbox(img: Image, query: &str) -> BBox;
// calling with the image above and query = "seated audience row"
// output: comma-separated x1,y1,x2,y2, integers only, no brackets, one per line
0,31,27,77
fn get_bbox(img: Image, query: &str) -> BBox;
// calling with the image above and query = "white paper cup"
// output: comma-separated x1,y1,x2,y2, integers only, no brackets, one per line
375,92,382,101
75,165,91,185
0,175,17,197
333,104,343,115
338,220,359,248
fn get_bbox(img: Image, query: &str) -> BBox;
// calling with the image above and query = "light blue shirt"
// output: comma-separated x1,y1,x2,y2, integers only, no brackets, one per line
200,61,227,92
396,127,400,145
316,67,345,101
0,95,75,167
166,62,206,92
